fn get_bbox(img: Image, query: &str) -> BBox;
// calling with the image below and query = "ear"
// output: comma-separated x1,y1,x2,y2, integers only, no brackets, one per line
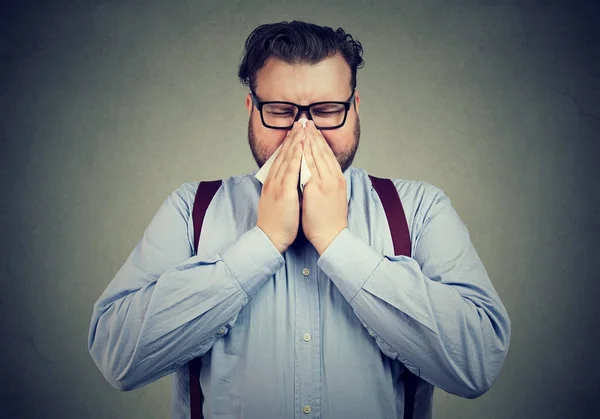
353,90,360,114
245,93,253,116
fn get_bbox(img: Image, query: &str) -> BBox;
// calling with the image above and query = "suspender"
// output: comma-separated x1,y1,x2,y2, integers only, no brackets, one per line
189,179,222,419
368,175,419,419
189,176,417,419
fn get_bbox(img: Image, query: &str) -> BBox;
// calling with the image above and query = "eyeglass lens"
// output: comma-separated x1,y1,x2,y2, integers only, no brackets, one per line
262,103,346,128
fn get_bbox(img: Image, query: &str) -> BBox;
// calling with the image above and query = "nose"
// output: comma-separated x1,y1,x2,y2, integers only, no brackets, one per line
296,110,311,122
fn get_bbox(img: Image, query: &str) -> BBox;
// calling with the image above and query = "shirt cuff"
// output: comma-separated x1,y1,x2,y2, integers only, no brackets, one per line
220,226,285,297
317,228,384,303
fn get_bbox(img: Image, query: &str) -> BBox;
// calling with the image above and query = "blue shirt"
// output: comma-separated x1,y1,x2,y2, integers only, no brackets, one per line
88,166,510,419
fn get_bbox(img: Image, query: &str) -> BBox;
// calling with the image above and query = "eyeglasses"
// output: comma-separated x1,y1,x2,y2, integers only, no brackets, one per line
250,90,356,130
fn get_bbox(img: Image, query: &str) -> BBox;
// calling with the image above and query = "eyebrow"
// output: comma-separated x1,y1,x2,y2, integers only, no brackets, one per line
256,95,350,104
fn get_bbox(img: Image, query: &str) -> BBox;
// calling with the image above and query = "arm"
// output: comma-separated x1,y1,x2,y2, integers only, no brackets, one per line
317,188,511,398
88,184,284,391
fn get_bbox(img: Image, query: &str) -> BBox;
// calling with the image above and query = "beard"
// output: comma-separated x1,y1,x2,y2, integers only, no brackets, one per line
248,113,361,174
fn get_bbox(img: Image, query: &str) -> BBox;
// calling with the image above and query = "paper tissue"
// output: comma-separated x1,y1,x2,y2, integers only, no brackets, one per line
255,118,312,192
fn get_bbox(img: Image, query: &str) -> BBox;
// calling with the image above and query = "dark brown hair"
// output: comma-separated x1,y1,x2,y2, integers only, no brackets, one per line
238,21,364,94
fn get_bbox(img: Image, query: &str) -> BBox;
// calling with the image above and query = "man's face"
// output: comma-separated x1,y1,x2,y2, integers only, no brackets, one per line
246,54,361,173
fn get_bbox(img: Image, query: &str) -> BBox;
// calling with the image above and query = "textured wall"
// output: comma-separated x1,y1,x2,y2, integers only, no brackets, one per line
1,1,598,418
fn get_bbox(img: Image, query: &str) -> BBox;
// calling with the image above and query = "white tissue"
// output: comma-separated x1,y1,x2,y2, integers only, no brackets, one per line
255,118,312,192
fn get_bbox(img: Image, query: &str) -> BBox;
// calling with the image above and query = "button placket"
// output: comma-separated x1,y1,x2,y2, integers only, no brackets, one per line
294,246,320,418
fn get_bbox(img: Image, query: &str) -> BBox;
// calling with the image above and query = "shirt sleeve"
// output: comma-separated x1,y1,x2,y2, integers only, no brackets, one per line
88,184,285,391
317,188,511,399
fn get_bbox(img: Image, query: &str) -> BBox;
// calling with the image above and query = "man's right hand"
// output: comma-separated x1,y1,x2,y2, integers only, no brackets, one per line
256,121,305,254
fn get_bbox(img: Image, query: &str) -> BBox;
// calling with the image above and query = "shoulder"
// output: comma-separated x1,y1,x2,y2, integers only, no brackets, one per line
392,178,446,219
350,166,447,217
172,170,260,208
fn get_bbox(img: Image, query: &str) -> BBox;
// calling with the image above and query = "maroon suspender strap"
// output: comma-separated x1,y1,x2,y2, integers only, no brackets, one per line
188,358,203,419
189,180,222,419
192,180,222,256
368,175,418,419
368,175,411,257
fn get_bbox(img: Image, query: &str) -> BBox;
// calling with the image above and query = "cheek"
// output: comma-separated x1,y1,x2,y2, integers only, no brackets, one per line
322,126,352,152
253,117,288,151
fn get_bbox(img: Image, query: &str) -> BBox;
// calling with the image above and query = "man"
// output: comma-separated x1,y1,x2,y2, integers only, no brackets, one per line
88,21,511,419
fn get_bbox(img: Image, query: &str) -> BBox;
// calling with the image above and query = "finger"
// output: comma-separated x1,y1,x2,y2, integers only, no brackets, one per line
308,121,340,176
281,136,304,192
268,122,304,184
304,123,334,180
271,121,306,185
266,123,298,179
302,131,323,181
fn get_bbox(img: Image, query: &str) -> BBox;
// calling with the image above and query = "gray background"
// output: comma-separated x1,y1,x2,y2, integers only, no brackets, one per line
1,0,598,418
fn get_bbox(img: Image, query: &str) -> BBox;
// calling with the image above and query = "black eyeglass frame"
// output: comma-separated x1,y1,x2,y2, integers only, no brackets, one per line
250,90,356,130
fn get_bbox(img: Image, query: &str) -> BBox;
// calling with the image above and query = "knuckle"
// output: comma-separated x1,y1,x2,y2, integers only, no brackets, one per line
271,189,284,201
262,182,274,194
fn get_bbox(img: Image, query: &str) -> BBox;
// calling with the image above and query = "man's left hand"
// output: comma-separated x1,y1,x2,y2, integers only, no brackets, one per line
301,121,348,255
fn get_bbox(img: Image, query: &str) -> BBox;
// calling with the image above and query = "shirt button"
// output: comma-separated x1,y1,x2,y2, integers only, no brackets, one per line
217,327,227,336
302,268,310,276
303,333,311,342
303,405,312,414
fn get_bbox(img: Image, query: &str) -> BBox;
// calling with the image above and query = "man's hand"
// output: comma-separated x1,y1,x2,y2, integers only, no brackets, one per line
301,121,348,255
256,121,305,254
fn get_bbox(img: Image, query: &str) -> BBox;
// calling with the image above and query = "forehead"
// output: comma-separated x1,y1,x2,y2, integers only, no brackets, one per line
254,54,352,102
